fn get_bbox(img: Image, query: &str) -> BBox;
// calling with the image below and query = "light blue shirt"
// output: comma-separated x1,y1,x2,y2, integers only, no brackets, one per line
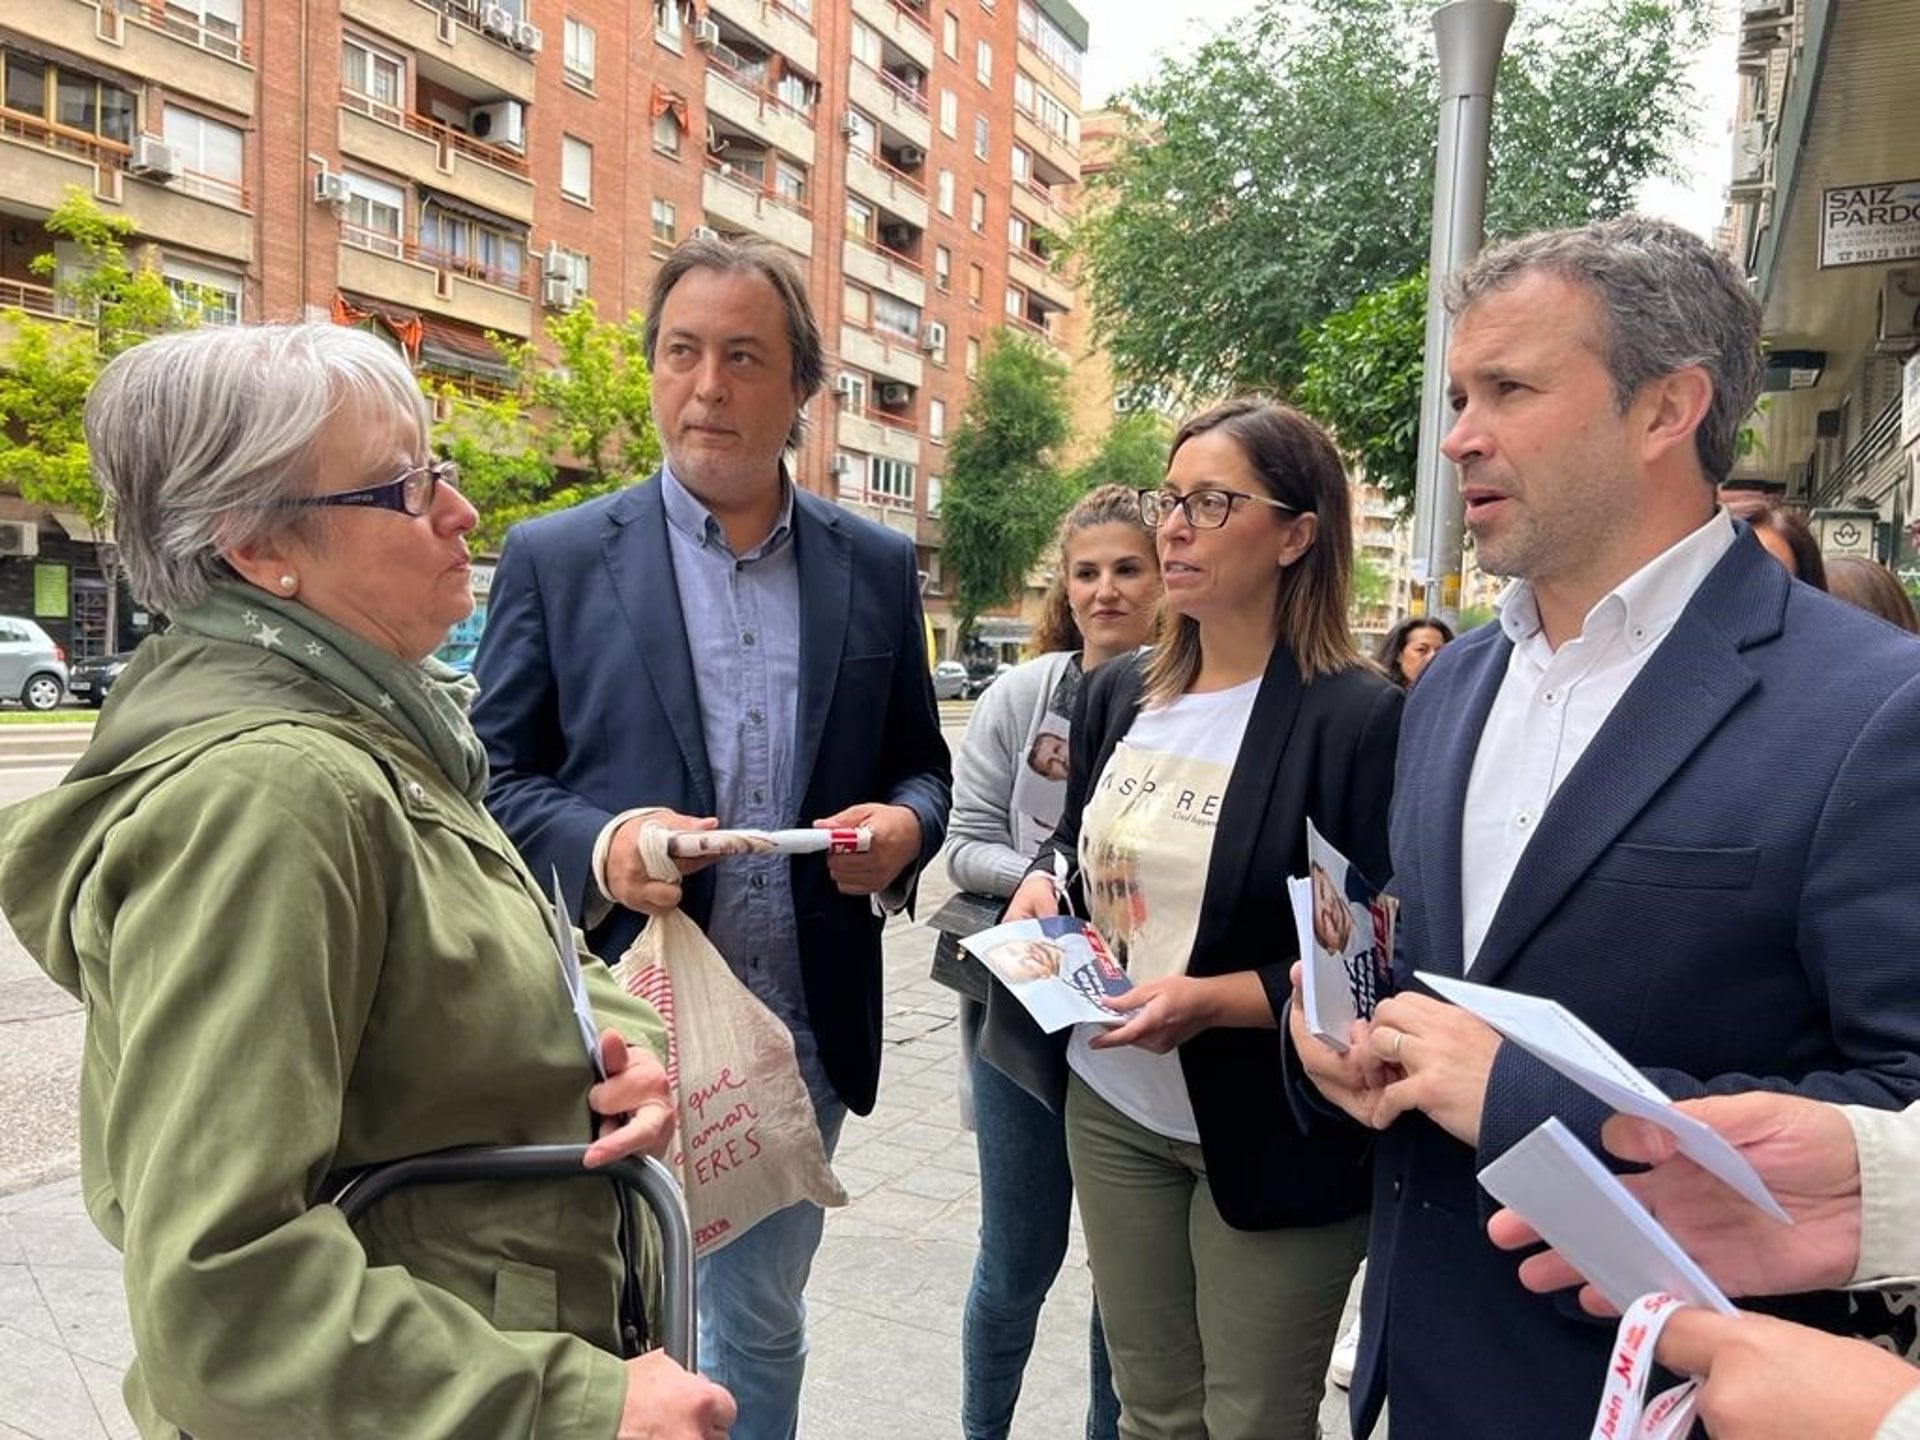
659,465,828,1101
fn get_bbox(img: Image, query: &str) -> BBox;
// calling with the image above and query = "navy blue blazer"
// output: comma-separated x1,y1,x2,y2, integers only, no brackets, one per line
471,476,951,1116
1352,532,1920,1438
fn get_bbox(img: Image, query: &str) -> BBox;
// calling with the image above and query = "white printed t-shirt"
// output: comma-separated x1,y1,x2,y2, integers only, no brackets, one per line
1067,677,1259,1142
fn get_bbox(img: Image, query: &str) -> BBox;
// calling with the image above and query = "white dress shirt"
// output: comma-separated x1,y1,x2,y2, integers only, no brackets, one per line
1459,510,1737,972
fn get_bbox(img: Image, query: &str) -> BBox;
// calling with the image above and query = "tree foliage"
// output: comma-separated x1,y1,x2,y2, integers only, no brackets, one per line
1074,0,1711,405
940,330,1074,638
1294,270,1430,515
1070,409,1171,492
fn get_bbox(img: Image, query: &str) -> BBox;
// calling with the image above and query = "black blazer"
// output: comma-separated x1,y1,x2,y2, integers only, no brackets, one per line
989,642,1401,1231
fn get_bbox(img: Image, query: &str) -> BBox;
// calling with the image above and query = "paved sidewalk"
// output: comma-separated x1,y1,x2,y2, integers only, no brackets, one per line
0,866,1358,1439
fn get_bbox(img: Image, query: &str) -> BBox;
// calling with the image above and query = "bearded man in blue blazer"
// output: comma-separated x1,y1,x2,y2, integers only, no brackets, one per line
1293,215,1920,1437
473,235,950,1440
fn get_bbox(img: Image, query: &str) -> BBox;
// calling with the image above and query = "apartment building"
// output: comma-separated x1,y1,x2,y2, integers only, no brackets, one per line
1719,0,1920,574
0,0,1088,660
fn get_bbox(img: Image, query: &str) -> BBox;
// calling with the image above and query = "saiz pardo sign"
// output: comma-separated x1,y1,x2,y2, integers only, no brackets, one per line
1822,181,1920,268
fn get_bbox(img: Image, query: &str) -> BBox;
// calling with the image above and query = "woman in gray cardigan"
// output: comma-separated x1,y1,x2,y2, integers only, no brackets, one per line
944,484,1162,1440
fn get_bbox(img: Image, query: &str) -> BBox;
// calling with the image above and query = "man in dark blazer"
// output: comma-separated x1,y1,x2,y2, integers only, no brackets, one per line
1292,215,1920,1437
472,235,950,1440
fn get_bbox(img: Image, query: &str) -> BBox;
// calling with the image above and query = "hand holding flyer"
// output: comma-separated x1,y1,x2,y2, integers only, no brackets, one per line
664,827,872,858
961,914,1134,1032
1289,820,1397,1051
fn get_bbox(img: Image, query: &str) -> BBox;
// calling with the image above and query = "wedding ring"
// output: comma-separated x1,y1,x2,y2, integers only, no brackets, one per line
1388,1030,1404,1062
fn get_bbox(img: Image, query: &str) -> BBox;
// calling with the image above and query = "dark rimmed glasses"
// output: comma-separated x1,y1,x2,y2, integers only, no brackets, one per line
296,460,458,517
1136,486,1305,531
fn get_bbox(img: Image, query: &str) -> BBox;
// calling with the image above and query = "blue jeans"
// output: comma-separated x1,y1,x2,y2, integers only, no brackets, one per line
964,1016,1121,1440
695,1097,847,1440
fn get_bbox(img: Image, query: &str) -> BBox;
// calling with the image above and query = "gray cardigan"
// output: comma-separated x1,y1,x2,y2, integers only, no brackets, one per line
944,650,1080,899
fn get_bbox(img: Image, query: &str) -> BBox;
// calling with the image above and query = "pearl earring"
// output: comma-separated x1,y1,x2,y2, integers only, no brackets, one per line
278,574,297,593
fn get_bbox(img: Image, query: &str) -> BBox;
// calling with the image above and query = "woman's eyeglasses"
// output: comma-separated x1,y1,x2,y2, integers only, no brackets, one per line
295,460,459,517
1136,487,1305,531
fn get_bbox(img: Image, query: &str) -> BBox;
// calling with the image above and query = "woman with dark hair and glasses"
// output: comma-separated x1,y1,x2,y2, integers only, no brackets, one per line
0,324,734,1439
998,398,1401,1439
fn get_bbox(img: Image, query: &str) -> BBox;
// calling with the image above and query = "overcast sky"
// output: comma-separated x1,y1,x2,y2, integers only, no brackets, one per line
1075,0,1740,239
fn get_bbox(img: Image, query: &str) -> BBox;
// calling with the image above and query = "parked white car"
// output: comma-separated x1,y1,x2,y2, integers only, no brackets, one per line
932,660,970,701
0,616,68,711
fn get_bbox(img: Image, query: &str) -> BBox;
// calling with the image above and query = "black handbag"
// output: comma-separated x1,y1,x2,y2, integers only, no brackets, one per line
925,889,1006,1003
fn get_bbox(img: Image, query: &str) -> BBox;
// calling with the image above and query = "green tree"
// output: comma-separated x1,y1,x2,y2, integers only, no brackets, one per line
503,299,659,497
941,330,1074,640
1070,409,1170,492
426,382,553,552
1074,0,1711,403
1293,270,1429,515
0,188,192,643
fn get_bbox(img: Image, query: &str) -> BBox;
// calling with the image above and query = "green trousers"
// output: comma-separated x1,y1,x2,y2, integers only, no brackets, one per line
1065,1073,1366,1440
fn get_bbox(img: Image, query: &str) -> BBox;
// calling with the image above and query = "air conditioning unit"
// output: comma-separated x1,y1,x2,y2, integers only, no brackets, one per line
690,224,721,240
832,373,858,399
314,169,353,210
542,242,570,278
897,145,925,168
839,111,860,137
694,16,721,47
1741,0,1789,20
828,451,852,476
542,274,575,309
0,521,38,558
480,3,516,39
515,20,543,52
127,135,179,180
469,99,527,152
878,382,911,406
1876,269,1920,353
921,320,947,352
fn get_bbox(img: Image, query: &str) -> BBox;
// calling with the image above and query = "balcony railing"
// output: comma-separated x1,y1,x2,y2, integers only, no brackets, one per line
706,57,816,130
704,155,813,218
341,223,534,296
0,109,131,171
341,88,532,178
121,0,250,63
853,60,929,114
173,165,250,209
0,277,65,320
852,146,926,198
850,234,923,275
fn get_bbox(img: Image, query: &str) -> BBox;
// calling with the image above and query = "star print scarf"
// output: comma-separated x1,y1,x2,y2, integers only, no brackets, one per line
171,581,489,802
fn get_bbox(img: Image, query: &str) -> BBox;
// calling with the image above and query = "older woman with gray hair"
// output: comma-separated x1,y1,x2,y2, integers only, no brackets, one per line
0,324,734,1440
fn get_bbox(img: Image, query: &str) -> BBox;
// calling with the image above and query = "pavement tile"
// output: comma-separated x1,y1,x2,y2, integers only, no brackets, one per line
34,1266,134,1368
0,1270,60,1346
69,1357,136,1440
888,1164,977,1203
0,1326,112,1440
4,1214,120,1271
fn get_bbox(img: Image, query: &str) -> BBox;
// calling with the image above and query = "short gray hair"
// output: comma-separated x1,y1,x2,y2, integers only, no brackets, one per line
642,233,824,451
86,323,428,614
1446,215,1763,486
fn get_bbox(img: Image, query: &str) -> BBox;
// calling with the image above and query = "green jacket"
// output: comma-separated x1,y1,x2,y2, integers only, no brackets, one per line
0,632,668,1439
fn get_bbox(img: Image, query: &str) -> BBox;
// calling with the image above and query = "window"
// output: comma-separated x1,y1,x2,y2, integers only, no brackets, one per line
927,474,943,517
2,52,135,145
163,257,242,325
1011,144,1031,184
1005,285,1024,318
167,0,244,58
652,106,680,156
967,262,983,306
651,198,677,244
871,457,915,505
973,114,989,160
775,71,814,115
942,11,958,57
561,135,592,203
341,36,404,115
774,159,807,210
1016,71,1075,143
938,89,956,138
838,369,868,412
873,292,921,339
851,20,882,69
846,195,874,243
843,283,871,327
845,107,876,155
161,106,244,205
1008,213,1028,251
420,204,526,288
936,168,954,216
970,189,985,233
933,245,951,291
1019,0,1084,84
342,172,405,255
655,0,684,42
563,19,596,86
976,39,992,84
929,398,946,441
966,336,981,376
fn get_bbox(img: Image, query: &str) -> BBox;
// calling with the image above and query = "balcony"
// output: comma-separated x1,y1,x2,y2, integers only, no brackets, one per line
336,226,534,337
842,238,926,308
120,170,253,261
847,63,931,150
845,147,929,229
705,0,818,76
339,92,534,222
849,0,934,71
837,406,920,463
1013,103,1080,187
20,0,255,114
705,65,816,168
839,323,924,387
701,161,814,256
1010,174,1063,228
1009,246,1071,313
339,0,536,102
837,494,920,538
